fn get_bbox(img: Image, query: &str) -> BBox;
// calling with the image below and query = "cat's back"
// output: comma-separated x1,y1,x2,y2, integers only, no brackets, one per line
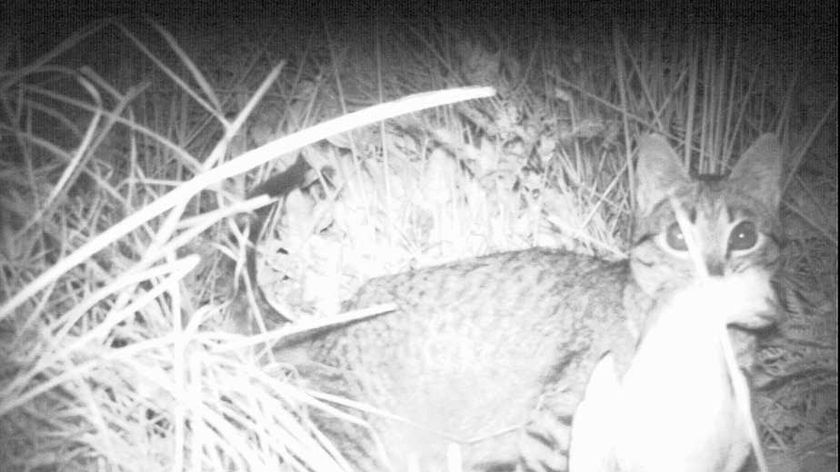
317,248,632,369
302,248,637,469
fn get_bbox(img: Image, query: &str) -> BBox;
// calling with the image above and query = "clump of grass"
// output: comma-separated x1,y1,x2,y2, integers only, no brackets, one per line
0,18,492,472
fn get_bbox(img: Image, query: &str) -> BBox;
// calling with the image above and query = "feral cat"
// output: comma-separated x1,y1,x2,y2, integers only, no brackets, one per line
242,133,783,471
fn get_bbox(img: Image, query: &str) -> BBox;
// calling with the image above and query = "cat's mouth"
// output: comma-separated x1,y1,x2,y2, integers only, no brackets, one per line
726,302,780,331
671,267,781,331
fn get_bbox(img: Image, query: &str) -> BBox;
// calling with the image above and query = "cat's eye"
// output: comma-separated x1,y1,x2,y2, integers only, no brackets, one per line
665,222,688,251
729,220,758,251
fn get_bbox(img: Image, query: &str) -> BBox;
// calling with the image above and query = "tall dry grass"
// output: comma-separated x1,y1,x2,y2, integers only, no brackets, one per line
1,14,835,472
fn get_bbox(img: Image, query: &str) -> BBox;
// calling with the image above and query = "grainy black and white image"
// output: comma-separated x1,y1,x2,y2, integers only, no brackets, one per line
1,2,836,471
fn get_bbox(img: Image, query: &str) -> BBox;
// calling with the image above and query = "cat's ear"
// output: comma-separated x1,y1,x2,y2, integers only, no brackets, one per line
729,133,783,209
635,134,689,215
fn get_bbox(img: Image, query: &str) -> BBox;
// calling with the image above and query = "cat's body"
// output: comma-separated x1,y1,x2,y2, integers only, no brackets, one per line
297,249,644,471
240,134,783,471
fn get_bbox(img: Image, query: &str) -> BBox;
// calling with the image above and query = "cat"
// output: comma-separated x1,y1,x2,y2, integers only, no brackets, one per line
238,133,783,471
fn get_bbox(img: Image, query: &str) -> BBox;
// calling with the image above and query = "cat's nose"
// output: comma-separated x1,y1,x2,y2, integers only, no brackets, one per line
705,257,725,277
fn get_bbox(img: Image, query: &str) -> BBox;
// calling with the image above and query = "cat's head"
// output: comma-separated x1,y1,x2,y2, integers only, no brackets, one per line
629,133,783,311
